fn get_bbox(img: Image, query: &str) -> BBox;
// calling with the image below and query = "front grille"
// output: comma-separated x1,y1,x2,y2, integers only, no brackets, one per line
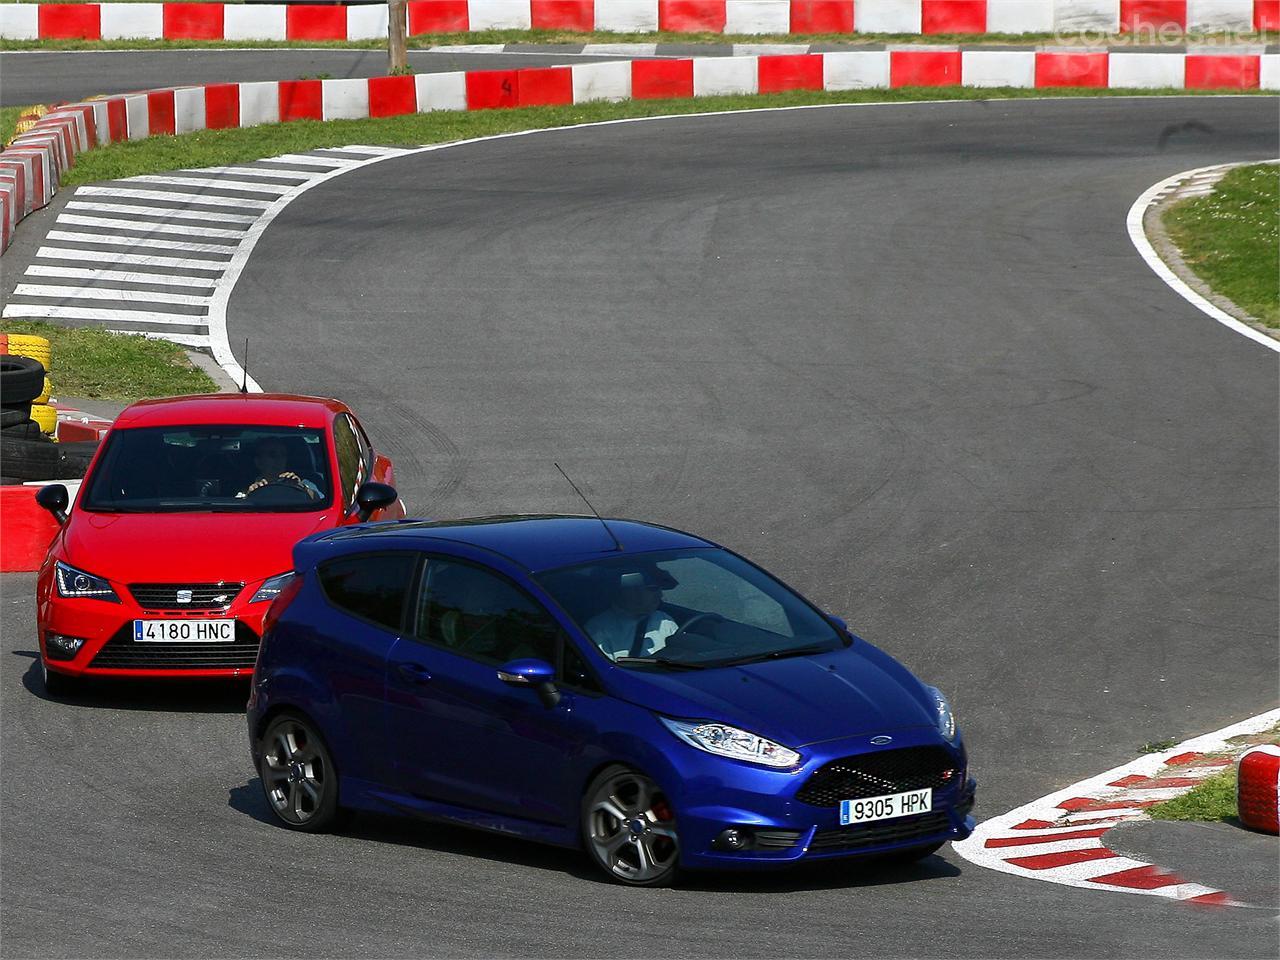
129,582,243,610
754,829,803,850
796,746,960,807
809,811,955,852
89,621,260,670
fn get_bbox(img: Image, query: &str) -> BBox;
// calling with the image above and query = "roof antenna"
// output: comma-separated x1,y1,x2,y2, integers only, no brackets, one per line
239,337,250,394
554,462,623,551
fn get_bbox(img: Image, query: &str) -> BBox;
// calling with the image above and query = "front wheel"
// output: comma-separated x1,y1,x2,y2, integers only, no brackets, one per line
42,661,81,698
258,713,339,832
582,766,680,887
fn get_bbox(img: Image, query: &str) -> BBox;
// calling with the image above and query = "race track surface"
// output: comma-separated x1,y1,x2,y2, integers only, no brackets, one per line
0,48,651,106
3,96,1278,957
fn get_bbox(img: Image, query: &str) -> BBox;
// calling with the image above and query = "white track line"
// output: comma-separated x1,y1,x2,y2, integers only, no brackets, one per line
45,231,238,254
26,265,218,288
1126,161,1280,354
75,186,274,208
34,247,229,270
65,201,259,224
0,304,208,325
127,174,296,195
12,284,212,306
952,708,1280,906
57,215,249,239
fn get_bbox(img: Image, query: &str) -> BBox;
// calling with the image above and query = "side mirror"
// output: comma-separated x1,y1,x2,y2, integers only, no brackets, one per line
827,614,848,633
36,484,70,525
497,658,561,708
353,481,397,522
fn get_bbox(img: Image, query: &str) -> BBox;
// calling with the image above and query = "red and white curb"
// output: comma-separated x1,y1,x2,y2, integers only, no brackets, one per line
3,1,1278,41
953,708,1280,907
1126,159,1280,354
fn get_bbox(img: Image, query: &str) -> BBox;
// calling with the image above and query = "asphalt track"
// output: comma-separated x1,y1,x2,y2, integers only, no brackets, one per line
2,95,1278,957
0,48,652,106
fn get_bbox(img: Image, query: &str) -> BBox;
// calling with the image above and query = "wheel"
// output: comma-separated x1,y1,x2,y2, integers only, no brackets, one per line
0,355,46,406
42,661,81,698
582,765,680,887
258,713,340,832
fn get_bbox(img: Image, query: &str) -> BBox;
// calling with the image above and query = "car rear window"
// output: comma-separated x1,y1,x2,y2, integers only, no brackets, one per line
318,553,417,632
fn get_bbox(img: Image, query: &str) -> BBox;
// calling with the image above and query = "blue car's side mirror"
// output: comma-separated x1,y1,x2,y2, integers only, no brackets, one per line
497,658,560,708
827,614,848,633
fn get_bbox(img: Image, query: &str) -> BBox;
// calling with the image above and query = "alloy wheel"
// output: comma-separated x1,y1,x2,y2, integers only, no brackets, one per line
260,717,330,827
585,769,679,885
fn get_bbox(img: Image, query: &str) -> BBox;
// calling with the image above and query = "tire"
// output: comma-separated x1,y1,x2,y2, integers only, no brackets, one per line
581,765,680,887
0,355,46,406
29,402,55,434
0,419,44,442
0,435,98,481
257,712,340,832
42,661,81,698
0,404,32,429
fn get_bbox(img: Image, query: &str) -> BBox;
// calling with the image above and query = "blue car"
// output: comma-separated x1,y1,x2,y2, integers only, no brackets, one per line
247,516,975,886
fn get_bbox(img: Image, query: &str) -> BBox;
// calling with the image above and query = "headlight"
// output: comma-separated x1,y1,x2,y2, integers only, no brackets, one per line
660,718,801,769
54,561,119,602
250,572,294,604
927,685,957,742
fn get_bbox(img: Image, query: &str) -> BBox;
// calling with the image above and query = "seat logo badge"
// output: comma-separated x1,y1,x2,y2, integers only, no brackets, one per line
176,589,193,604
870,735,893,745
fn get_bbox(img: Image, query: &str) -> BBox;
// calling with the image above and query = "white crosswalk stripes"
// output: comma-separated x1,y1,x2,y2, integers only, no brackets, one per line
3,146,414,348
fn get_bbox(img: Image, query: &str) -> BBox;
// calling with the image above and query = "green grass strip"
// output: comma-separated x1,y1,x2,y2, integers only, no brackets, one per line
1163,163,1280,328
0,320,217,402
1147,766,1237,822
60,86,1274,187
3,28,1276,51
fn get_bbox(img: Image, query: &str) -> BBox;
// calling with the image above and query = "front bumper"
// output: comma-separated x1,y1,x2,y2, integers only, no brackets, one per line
655,727,975,870
38,570,270,679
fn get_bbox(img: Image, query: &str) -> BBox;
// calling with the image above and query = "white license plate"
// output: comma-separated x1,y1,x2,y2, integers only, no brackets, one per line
133,619,236,643
839,788,932,825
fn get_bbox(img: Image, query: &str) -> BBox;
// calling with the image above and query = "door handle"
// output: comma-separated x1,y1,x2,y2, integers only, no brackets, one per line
396,662,432,684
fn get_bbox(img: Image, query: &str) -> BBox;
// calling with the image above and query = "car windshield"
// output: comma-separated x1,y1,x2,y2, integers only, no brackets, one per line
536,548,846,670
81,424,332,513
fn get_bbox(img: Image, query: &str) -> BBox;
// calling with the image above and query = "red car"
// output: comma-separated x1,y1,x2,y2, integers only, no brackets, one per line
34,394,404,694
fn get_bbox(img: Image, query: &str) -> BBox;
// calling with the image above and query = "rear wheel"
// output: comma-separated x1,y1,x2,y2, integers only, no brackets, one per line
582,765,680,887
258,713,339,831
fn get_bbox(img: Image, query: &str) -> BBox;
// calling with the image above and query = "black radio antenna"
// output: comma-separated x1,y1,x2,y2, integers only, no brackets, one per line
554,462,623,551
239,337,250,394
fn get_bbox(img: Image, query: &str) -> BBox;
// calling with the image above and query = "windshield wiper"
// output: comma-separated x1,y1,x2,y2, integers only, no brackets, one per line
709,644,837,668
614,656,707,671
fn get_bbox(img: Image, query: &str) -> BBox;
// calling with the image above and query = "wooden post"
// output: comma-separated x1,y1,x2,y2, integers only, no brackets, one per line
388,0,408,74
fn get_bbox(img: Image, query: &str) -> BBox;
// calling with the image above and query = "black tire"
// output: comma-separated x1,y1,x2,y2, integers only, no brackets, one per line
0,419,44,442
0,436,99,481
257,712,340,832
0,355,46,406
0,404,32,429
42,661,82,698
581,764,680,887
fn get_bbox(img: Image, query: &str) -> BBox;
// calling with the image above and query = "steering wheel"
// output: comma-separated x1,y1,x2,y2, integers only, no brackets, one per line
246,477,311,501
672,612,724,639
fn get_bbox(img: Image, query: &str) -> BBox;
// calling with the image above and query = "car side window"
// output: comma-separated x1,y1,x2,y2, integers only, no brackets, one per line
414,559,559,667
332,415,363,508
351,416,375,475
560,641,602,694
318,553,416,632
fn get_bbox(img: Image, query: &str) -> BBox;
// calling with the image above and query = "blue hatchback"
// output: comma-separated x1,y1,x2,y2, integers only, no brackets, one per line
247,516,975,886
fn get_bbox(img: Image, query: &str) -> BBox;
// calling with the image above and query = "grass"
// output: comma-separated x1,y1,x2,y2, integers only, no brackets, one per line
59,85,1274,187
0,320,217,402
1163,163,1280,328
3,28,1277,51
1148,766,1237,822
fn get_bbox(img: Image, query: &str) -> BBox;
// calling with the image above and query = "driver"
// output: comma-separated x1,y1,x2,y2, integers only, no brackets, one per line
236,438,321,500
585,566,679,660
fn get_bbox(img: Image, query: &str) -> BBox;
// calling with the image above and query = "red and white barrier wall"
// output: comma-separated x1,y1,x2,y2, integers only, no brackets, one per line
1,1,1277,39
1,48,1277,251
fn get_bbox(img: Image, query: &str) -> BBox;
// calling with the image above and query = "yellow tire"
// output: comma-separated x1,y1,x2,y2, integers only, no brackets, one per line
30,403,57,435
5,334,51,371
34,375,51,405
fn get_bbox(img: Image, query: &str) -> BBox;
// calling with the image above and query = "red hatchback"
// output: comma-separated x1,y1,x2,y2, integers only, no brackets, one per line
34,394,404,694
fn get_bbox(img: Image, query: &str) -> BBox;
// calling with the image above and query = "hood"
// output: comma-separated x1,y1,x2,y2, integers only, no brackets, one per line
607,643,936,748
60,510,333,586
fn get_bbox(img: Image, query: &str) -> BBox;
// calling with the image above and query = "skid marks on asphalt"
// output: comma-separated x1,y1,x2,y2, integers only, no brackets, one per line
1,146,414,349
953,709,1280,908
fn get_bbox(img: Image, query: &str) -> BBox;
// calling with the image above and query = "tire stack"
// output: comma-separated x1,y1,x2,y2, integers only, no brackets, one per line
1,337,99,483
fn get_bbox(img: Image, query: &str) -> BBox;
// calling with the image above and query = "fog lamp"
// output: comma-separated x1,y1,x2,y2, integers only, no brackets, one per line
45,633,85,661
713,828,752,851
